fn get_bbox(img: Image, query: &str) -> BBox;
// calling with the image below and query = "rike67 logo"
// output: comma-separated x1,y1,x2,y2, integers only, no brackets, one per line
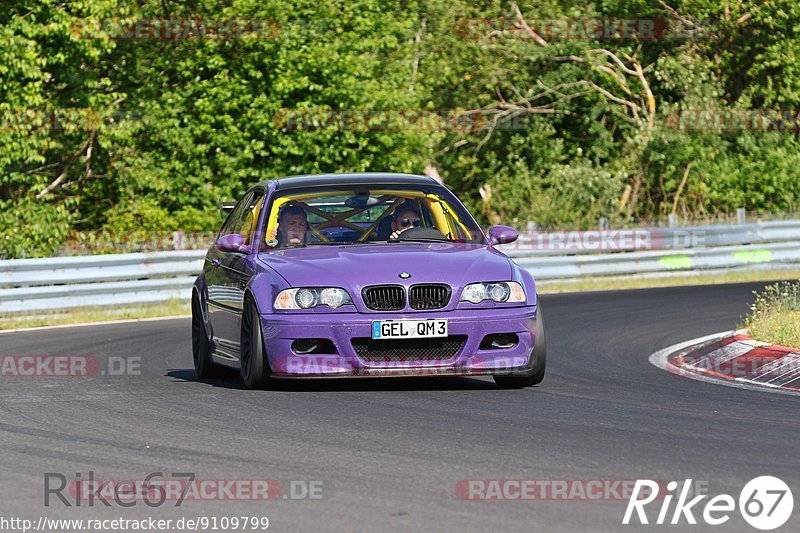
624,476,793,530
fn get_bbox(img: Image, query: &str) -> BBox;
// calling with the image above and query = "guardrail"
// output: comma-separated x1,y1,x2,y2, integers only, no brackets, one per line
0,251,205,314
511,241,800,280
498,219,800,256
1,221,799,314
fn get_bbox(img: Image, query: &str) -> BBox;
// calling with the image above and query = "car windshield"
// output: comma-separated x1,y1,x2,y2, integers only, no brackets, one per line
263,186,485,249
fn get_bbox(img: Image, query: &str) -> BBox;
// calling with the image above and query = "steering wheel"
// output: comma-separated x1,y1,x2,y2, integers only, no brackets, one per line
390,226,449,242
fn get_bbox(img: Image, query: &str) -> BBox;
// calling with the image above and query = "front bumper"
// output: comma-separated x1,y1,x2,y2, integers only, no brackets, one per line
261,306,538,378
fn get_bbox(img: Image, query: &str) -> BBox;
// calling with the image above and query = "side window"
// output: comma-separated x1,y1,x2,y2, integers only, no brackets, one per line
219,192,254,238
219,191,265,240
241,193,266,246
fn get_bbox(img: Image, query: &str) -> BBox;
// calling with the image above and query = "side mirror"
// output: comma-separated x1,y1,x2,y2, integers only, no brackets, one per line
487,225,518,245
217,233,247,253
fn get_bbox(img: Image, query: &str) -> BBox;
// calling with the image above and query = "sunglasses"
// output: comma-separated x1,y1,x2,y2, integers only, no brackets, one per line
399,217,421,228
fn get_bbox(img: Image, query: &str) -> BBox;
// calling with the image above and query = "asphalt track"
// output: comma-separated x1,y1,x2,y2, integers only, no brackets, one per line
1,282,799,532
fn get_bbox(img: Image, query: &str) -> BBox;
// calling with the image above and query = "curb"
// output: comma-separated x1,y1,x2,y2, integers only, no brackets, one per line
649,330,800,395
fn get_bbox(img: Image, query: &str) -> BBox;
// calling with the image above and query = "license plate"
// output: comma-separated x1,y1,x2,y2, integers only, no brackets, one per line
371,319,448,339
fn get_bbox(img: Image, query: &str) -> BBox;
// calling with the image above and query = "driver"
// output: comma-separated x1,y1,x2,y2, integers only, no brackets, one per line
277,204,309,246
389,202,422,240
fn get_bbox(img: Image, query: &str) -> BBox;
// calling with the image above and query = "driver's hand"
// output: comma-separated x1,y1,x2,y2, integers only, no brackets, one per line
389,226,412,240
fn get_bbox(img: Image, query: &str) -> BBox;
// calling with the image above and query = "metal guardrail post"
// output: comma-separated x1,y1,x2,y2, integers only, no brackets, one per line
668,214,679,228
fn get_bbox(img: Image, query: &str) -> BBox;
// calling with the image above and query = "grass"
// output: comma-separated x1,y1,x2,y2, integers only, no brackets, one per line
0,299,190,331
742,281,800,349
1,269,799,332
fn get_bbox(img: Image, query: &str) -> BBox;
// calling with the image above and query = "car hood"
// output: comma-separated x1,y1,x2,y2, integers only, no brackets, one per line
257,242,513,289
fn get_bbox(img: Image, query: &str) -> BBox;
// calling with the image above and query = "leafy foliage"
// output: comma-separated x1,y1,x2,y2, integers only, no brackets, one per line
2,0,799,257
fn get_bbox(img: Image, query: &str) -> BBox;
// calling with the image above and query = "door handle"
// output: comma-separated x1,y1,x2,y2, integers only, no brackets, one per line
212,259,221,268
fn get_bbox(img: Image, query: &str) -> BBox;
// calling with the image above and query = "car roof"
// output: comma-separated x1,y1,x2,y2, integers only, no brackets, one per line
262,173,438,191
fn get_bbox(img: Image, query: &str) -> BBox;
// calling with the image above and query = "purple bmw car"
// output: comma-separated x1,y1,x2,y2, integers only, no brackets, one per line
192,173,545,389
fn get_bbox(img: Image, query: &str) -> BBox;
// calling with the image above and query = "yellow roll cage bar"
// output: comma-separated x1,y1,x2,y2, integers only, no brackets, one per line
264,189,472,246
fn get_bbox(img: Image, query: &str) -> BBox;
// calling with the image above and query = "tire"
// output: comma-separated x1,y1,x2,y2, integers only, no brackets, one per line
192,293,222,379
493,303,546,388
240,297,273,389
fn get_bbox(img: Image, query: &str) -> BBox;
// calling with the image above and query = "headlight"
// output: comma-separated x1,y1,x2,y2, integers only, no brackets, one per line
460,282,525,304
274,288,353,310
320,287,348,308
296,288,318,308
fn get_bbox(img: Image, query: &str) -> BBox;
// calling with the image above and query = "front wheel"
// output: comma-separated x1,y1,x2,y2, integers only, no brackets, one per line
493,303,546,388
240,297,273,389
